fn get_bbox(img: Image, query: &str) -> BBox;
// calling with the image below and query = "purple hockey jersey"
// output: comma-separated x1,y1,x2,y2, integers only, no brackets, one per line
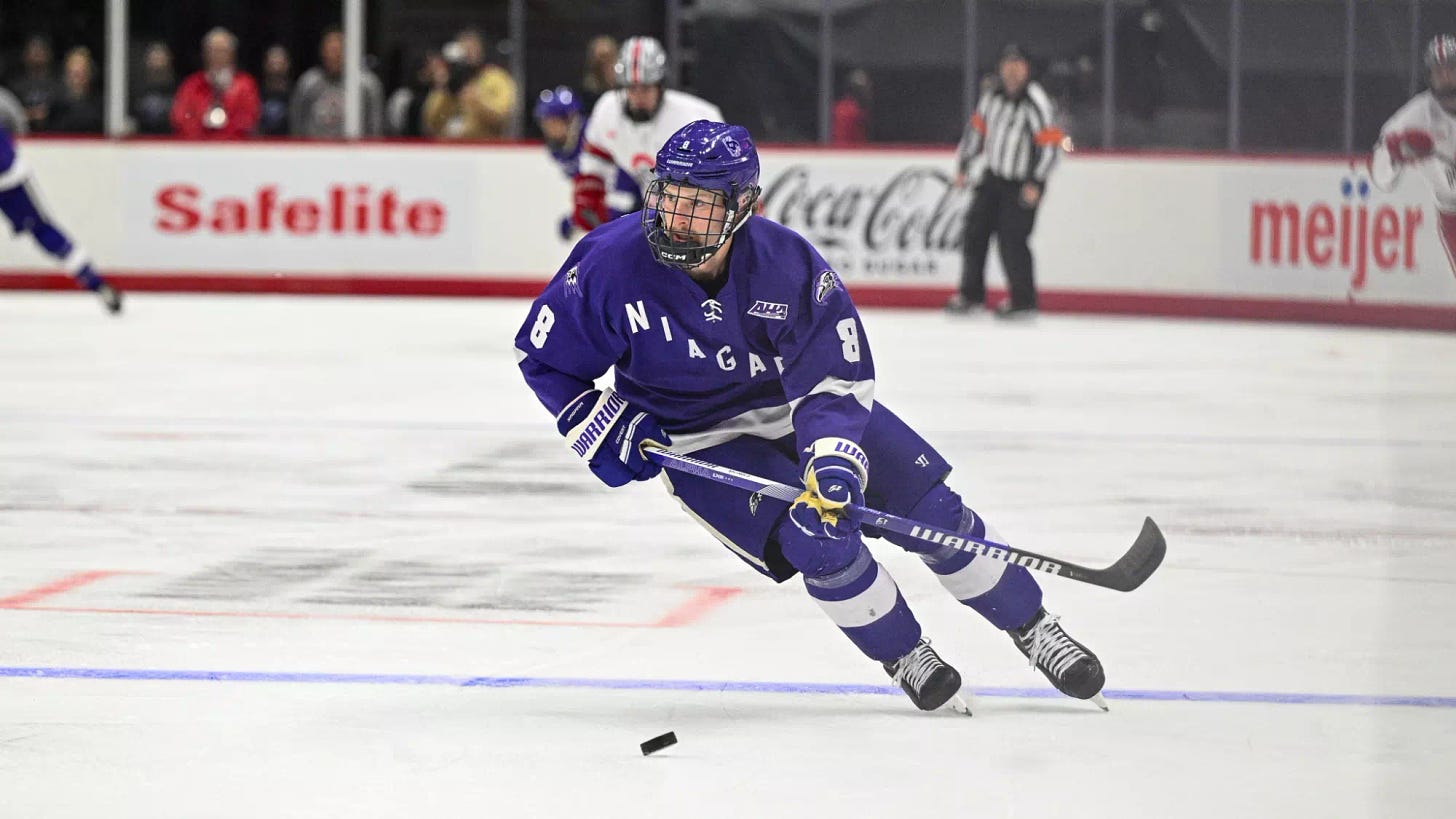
514,214,875,455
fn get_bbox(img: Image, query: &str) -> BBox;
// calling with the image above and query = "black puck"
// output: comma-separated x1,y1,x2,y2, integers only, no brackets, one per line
640,731,677,756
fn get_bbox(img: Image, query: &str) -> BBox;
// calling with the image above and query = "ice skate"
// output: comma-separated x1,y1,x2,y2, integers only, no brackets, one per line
1009,608,1108,710
884,639,969,714
992,301,1037,320
96,283,123,315
74,267,122,315
943,293,983,315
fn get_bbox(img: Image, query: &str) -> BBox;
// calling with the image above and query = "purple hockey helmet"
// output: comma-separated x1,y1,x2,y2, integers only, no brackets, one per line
533,85,582,122
642,120,762,270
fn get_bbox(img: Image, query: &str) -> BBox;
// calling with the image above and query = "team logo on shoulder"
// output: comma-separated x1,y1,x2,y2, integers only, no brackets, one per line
814,269,842,305
747,300,788,320
701,298,724,322
748,492,762,516
564,265,581,297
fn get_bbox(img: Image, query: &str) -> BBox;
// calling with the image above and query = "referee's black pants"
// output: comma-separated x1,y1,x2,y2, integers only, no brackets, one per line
957,175,1040,309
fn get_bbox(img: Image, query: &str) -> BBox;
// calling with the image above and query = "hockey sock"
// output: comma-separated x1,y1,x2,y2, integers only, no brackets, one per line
801,543,922,664
0,180,91,275
887,483,1043,631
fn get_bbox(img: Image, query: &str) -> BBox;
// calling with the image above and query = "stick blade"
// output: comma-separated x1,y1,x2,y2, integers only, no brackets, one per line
1097,517,1167,592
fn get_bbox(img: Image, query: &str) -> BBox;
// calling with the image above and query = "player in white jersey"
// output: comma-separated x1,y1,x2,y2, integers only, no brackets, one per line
571,36,722,231
1372,34,1456,272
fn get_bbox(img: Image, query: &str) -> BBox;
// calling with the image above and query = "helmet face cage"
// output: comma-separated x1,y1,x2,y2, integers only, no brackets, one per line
642,179,760,271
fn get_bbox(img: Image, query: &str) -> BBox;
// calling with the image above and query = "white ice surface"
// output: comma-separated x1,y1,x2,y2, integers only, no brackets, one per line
2,293,1455,818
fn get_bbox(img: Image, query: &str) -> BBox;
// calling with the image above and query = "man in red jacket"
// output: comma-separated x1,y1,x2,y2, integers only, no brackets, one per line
831,69,871,146
171,28,260,139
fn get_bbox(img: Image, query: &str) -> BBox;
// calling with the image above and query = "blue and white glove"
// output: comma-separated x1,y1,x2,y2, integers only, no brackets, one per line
788,437,869,540
557,388,672,488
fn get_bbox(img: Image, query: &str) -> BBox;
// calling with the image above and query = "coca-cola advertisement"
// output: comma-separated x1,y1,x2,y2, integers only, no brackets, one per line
757,158,970,282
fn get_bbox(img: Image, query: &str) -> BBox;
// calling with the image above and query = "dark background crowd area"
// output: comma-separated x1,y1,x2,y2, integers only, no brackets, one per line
4,0,1456,151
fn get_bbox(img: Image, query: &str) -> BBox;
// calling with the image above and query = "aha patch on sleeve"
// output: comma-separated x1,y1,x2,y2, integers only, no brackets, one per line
747,300,788,320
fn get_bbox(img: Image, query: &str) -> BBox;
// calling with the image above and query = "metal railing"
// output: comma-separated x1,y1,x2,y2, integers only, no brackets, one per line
80,0,1454,152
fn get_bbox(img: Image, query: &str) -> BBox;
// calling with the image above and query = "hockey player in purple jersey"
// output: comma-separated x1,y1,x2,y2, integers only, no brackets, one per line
514,120,1105,712
533,86,642,238
1,124,122,313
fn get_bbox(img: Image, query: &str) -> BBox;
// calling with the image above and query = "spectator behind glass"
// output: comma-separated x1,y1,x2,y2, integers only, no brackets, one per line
171,27,260,139
423,28,517,140
291,26,383,138
132,42,176,135
0,85,27,133
258,45,292,136
48,47,103,133
579,35,618,115
831,68,872,145
386,50,444,137
12,35,64,132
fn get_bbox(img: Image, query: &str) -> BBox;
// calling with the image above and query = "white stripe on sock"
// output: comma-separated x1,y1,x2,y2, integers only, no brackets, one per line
934,553,1007,601
63,247,90,275
811,562,901,629
932,521,1010,601
0,158,29,190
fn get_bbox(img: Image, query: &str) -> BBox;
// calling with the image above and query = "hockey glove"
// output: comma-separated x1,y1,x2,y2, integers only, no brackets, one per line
557,388,671,488
571,174,610,232
1385,130,1435,163
788,437,869,540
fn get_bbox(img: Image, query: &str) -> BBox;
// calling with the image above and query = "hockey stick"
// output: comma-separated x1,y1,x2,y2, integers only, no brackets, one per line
646,448,1166,592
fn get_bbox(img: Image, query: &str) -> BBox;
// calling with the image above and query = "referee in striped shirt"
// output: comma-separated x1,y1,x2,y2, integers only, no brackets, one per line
946,44,1063,318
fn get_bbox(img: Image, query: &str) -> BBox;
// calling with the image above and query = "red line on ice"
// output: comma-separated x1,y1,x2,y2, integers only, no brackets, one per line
0,570,129,608
4,585,744,628
651,586,743,628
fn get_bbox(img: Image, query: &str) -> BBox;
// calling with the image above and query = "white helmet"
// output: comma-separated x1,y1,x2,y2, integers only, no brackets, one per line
1427,34,1456,113
1426,33,1456,70
615,36,667,86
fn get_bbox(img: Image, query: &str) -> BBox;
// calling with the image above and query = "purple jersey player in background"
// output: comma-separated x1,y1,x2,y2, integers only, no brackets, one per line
1,124,122,314
533,86,642,239
514,120,1106,712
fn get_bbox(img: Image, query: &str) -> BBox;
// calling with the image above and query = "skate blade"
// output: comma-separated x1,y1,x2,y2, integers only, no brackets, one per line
1090,693,1109,712
944,690,975,717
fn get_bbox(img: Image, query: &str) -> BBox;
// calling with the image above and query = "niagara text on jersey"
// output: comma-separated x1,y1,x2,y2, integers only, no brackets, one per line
513,215,875,456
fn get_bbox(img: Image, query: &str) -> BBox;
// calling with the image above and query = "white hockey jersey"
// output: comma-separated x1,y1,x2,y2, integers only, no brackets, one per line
1372,90,1456,206
581,89,724,195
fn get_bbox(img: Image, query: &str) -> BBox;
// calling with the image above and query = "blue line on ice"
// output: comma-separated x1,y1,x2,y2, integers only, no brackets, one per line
2,666,1453,708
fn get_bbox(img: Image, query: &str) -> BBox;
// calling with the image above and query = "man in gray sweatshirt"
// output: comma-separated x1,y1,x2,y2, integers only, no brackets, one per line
291,26,383,138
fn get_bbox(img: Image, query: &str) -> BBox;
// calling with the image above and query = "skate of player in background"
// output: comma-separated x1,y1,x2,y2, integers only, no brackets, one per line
0,123,122,313
533,86,642,239
571,36,722,232
515,120,1107,713
1372,33,1456,274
